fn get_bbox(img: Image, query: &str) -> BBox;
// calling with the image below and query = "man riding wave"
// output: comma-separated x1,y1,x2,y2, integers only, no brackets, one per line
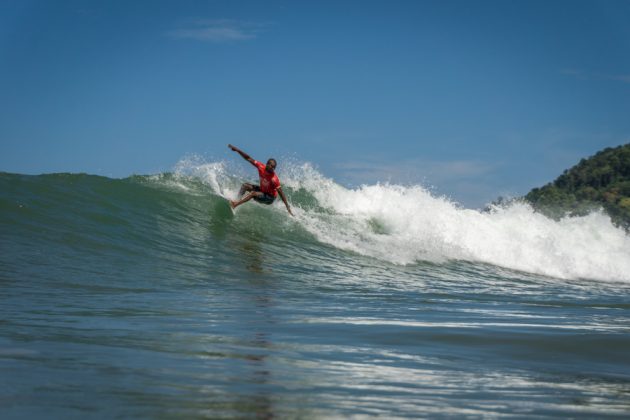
228,144,293,216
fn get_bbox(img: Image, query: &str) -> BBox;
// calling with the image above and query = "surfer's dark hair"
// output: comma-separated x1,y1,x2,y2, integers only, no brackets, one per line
268,158,277,167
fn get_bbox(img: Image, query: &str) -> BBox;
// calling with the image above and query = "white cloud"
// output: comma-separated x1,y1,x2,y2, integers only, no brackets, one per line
560,69,630,84
167,19,268,43
559,68,588,80
607,74,630,84
336,158,498,185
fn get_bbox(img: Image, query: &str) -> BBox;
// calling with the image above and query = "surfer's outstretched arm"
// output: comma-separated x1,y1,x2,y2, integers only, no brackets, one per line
228,144,256,166
277,187,294,216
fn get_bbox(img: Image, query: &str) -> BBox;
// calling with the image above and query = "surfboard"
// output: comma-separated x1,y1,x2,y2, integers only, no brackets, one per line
225,197,236,215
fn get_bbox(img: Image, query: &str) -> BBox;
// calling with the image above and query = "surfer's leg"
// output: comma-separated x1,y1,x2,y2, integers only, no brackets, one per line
238,183,256,197
230,191,264,209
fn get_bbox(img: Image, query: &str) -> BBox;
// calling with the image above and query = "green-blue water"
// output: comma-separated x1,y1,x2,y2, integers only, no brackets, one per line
2,168,630,418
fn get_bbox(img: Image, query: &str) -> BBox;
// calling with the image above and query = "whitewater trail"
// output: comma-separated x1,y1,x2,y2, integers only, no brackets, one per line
173,157,630,283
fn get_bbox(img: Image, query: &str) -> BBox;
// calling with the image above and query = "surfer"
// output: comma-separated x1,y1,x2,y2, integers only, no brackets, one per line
228,144,294,216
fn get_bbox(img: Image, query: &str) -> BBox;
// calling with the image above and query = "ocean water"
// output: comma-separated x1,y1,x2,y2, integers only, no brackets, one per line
1,160,630,419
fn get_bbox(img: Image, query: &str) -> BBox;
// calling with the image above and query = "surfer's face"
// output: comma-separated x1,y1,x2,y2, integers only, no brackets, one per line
266,159,276,174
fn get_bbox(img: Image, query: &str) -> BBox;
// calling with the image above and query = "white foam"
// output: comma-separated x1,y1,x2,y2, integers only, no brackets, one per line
176,157,630,283
281,162,630,283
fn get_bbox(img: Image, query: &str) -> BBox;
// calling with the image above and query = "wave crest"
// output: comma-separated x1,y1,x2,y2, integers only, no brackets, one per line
169,157,630,283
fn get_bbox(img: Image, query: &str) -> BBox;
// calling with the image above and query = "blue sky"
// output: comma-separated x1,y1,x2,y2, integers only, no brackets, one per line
1,0,629,207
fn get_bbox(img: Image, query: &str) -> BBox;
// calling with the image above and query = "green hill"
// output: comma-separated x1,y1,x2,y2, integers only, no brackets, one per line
524,143,630,228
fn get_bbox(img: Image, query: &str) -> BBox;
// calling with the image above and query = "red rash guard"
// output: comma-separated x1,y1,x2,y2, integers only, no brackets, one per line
254,161,280,197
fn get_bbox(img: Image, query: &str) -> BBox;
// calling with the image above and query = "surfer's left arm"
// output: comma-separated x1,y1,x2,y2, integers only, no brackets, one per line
277,187,294,216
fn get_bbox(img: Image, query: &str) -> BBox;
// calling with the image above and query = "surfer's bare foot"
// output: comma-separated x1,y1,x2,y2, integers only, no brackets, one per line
229,200,236,208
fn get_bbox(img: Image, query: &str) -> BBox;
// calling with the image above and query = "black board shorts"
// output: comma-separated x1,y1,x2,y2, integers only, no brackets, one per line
252,185,276,205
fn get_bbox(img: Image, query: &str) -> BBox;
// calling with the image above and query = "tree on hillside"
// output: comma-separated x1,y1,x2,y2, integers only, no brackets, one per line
524,143,630,228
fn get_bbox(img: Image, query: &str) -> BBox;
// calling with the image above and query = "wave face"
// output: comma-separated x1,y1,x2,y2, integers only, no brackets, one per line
173,158,630,283
2,159,629,284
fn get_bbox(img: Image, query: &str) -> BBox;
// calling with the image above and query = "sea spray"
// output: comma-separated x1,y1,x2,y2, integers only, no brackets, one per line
170,158,630,283
173,156,246,199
